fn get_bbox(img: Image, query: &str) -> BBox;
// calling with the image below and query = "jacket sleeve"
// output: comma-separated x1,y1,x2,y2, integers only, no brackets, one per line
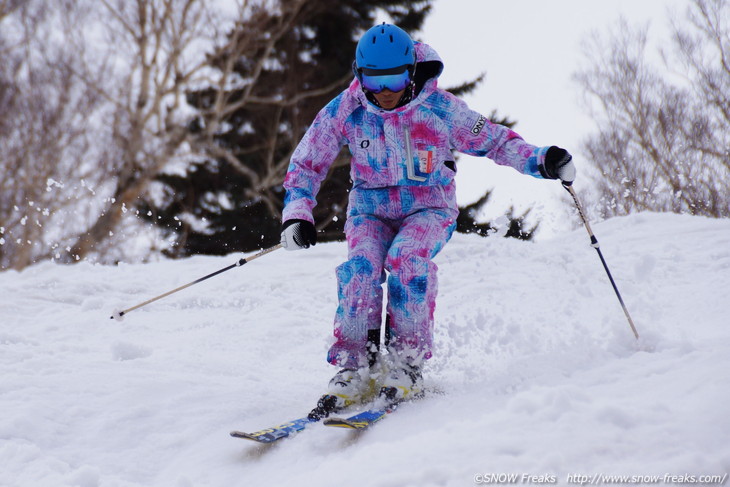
282,97,346,223
443,91,550,178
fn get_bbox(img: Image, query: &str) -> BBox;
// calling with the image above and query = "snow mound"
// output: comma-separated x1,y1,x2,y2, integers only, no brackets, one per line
1,212,729,486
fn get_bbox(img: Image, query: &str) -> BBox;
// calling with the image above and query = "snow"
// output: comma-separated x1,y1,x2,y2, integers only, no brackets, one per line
1,212,729,486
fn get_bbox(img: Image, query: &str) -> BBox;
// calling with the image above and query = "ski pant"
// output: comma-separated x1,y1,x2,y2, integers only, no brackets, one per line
327,186,458,369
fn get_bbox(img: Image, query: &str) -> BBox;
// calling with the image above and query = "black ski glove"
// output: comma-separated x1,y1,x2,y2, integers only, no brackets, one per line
281,219,317,250
541,146,576,184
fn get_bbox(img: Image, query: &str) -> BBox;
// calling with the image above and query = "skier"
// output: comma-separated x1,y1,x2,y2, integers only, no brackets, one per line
280,23,575,413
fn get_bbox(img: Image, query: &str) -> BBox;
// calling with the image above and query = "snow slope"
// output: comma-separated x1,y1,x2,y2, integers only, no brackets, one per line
1,212,729,487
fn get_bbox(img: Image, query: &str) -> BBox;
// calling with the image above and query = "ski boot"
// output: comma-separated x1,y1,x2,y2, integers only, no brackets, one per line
309,367,371,420
308,329,388,421
380,363,424,403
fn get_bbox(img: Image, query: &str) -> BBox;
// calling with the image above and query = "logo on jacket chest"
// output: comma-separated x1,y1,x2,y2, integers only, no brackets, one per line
359,139,370,149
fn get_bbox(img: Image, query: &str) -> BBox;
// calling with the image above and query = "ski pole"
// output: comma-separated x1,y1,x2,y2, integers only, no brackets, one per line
110,243,283,321
562,182,639,339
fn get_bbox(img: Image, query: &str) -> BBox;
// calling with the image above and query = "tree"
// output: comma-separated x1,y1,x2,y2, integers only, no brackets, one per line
575,0,729,218
3,0,302,268
456,191,537,241
1,0,227,269
0,1,102,270
61,0,227,262
0,0,537,271
143,2,536,256
140,0,429,255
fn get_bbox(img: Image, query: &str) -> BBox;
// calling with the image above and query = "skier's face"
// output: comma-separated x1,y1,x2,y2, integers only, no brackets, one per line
373,88,405,110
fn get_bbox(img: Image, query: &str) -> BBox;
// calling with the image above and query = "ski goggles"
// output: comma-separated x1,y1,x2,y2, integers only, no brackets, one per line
359,65,413,94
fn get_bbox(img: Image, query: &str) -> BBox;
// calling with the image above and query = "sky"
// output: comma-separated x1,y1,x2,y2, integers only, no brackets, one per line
419,0,692,238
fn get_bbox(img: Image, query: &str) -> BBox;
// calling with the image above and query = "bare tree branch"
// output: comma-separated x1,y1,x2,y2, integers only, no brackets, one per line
575,0,730,219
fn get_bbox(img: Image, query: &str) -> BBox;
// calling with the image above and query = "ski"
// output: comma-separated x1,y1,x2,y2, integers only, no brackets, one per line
323,402,399,430
230,395,340,443
324,387,435,430
231,389,428,440
230,417,316,443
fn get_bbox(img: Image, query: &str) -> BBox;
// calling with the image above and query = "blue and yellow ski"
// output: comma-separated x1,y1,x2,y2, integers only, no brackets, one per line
230,417,315,443
322,403,399,430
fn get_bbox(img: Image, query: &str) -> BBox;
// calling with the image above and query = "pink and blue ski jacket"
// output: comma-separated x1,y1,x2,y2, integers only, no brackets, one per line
282,41,551,224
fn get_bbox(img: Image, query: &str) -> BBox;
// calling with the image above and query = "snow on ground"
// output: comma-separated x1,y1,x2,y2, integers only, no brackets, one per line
1,212,729,487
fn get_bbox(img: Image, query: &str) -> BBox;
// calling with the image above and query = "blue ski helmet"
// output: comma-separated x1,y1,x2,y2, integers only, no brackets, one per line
355,23,415,71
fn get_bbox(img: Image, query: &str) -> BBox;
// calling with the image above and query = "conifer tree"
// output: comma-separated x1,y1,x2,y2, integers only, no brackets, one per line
142,1,535,256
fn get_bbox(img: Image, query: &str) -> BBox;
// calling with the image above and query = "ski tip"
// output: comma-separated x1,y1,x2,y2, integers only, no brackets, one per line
322,418,362,429
230,430,275,443
230,430,254,439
